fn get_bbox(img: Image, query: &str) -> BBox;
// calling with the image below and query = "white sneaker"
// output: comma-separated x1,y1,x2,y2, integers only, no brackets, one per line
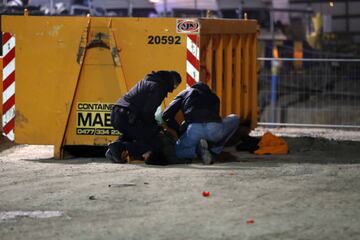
197,139,214,165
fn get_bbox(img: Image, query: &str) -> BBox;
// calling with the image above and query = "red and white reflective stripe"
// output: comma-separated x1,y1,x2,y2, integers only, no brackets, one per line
186,34,200,87
2,32,15,141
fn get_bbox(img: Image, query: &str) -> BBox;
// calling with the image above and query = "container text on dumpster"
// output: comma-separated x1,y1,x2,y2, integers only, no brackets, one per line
76,102,120,136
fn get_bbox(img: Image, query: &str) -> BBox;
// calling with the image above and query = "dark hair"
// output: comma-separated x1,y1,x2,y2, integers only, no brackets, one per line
169,71,182,85
148,70,182,92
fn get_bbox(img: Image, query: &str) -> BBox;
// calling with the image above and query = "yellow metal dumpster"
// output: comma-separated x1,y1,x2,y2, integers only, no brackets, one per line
1,15,258,158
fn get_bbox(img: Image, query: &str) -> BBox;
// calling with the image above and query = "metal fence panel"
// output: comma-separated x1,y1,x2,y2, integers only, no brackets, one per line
258,58,360,128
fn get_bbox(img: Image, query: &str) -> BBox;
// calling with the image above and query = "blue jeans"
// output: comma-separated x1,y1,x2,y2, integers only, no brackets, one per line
175,114,240,159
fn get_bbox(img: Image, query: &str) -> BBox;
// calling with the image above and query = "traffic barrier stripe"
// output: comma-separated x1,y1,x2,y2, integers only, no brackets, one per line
2,32,15,141
186,34,200,87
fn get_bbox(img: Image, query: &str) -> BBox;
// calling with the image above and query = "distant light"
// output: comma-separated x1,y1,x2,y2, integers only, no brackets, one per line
329,1,334,7
149,0,160,3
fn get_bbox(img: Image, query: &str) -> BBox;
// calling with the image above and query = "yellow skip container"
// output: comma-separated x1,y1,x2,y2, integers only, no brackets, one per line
1,15,258,158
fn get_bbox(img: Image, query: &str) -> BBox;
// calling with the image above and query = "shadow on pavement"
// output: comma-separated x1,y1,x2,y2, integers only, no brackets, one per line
0,135,16,152
21,137,360,166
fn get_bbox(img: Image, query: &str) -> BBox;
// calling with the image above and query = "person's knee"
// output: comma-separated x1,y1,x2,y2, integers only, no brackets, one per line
227,114,240,121
209,129,223,142
226,114,240,127
175,143,196,159
175,146,186,158
111,113,125,132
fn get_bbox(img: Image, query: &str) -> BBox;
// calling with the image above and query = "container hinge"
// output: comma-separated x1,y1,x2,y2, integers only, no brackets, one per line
86,32,110,50
76,18,91,64
111,47,120,66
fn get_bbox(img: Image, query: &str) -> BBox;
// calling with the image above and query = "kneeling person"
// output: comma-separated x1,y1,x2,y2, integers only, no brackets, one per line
106,70,181,164
162,82,239,164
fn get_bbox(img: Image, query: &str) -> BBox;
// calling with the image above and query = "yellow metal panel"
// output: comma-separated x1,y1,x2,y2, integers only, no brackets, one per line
199,35,209,86
215,35,224,115
234,36,241,116
199,19,258,34
224,35,233,116
61,18,187,147
109,18,186,107
250,34,258,129
241,35,250,119
63,47,120,146
204,36,213,89
108,19,128,96
2,16,88,145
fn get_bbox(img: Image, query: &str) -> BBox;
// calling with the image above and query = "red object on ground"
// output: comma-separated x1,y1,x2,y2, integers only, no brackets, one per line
202,191,210,197
246,219,255,224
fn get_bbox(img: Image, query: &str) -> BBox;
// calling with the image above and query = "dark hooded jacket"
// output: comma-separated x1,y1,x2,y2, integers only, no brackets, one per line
115,71,178,126
162,82,222,134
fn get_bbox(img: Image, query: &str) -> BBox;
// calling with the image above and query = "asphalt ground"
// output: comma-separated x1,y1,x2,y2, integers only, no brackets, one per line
1,130,360,240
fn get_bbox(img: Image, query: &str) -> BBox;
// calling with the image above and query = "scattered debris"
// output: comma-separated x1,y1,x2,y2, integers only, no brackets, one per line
0,211,63,222
246,218,255,224
108,183,136,188
202,191,210,197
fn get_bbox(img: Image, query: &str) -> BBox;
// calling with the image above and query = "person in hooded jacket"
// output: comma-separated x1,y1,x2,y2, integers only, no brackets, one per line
106,70,181,165
162,82,239,164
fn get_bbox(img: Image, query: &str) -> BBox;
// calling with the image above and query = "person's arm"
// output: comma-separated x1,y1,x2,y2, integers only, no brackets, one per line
214,94,221,115
162,90,186,134
142,88,164,127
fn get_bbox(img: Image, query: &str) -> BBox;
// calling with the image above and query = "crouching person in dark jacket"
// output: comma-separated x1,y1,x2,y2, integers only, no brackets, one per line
162,82,239,164
106,70,181,165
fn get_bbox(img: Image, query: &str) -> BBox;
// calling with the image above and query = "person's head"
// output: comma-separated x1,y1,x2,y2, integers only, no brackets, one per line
149,70,182,93
169,71,181,91
191,82,211,92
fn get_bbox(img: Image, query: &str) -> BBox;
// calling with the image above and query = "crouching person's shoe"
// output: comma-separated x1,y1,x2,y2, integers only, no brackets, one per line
106,143,128,164
144,151,168,166
196,139,214,165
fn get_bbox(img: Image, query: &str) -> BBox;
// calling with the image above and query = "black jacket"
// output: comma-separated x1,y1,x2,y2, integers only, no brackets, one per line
115,71,175,126
162,82,221,134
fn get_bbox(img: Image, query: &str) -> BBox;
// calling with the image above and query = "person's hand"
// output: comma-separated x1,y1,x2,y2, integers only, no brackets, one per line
158,130,165,138
142,151,152,161
157,125,164,134
163,128,178,139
